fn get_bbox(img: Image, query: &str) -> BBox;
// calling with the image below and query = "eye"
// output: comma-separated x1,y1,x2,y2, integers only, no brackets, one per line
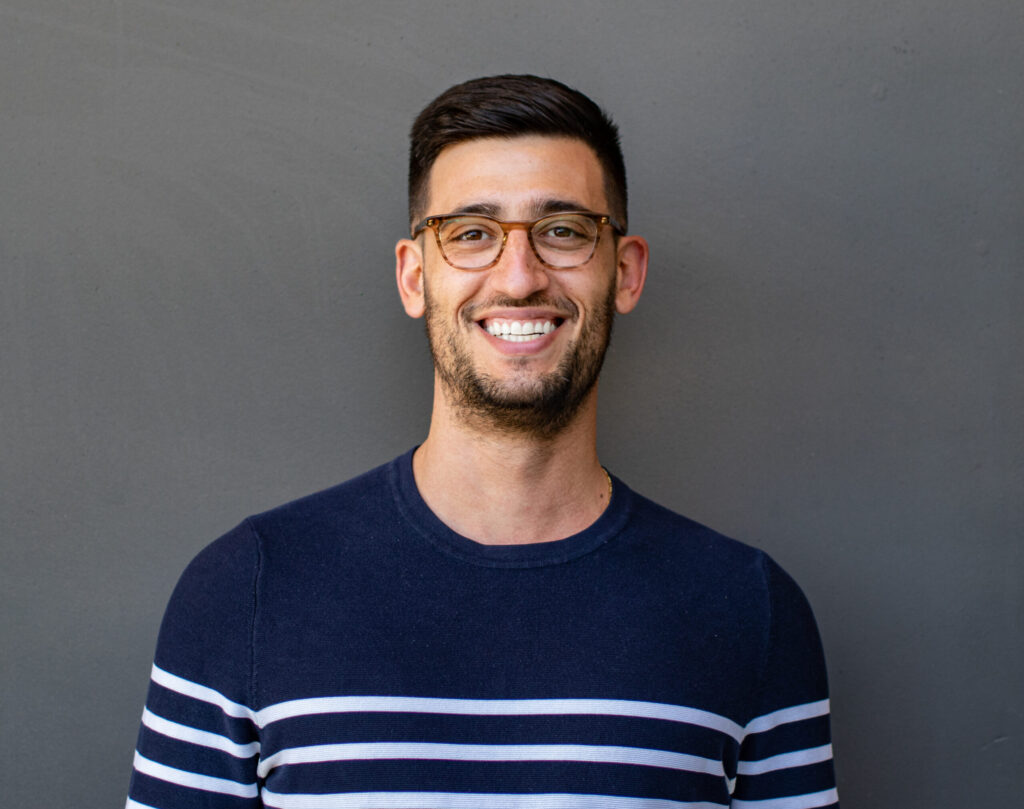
452,228,490,242
534,215,596,249
545,224,584,239
441,217,501,245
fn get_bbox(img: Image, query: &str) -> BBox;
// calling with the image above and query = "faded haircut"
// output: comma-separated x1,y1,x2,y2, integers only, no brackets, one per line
408,75,628,230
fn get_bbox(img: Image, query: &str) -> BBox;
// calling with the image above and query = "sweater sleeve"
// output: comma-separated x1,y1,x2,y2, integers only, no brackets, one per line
730,554,839,809
126,521,263,809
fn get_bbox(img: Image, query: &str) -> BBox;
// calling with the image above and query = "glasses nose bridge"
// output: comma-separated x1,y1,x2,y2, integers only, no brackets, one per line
497,220,539,264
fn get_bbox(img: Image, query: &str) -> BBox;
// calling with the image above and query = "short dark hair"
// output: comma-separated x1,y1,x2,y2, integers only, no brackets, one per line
408,74,628,230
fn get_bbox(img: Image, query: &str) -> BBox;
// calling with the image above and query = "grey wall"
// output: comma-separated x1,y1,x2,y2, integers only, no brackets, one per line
2,1,1021,806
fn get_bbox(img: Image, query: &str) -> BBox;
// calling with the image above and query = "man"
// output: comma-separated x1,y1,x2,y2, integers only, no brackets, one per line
127,75,838,809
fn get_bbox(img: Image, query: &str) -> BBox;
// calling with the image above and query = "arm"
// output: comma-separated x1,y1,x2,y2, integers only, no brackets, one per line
730,555,839,809
127,521,262,809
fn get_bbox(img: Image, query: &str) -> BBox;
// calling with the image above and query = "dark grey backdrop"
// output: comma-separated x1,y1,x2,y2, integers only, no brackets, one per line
2,1,1021,806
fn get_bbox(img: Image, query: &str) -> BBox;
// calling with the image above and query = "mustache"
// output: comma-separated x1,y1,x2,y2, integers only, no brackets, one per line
462,293,579,322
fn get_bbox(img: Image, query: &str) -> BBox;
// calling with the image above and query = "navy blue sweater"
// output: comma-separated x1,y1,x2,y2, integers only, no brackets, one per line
128,449,838,808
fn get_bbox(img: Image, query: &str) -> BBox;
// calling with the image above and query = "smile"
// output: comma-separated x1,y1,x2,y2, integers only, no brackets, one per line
482,318,560,343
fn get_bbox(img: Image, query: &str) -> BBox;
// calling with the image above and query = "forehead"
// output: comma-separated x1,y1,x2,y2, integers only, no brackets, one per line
424,135,609,217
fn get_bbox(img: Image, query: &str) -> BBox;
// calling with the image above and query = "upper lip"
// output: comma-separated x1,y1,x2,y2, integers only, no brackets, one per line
473,308,570,324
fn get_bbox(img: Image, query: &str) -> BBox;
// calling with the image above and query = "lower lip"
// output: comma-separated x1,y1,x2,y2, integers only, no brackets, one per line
477,324,562,354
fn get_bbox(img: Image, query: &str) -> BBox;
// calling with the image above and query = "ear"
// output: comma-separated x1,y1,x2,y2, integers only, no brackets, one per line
395,237,426,318
614,234,649,314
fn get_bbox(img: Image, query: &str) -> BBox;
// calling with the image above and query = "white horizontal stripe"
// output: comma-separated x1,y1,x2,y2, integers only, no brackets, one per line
730,787,838,809
125,799,159,809
256,696,743,740
143,707,260,758
261,790,727,809
257,741,723,779
149,666,744,740
132,750,258,799
737,744,833,776
151,664,256,721
744,700,830,735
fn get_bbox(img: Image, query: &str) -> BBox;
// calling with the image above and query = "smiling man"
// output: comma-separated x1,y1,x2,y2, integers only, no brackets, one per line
127,75,839,809
408,137,628,438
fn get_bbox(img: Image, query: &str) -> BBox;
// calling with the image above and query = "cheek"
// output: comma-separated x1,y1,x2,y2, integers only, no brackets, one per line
569,273,617,314
424,278,480,328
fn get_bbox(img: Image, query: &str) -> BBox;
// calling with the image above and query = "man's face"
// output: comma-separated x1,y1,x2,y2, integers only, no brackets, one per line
399,136,639,438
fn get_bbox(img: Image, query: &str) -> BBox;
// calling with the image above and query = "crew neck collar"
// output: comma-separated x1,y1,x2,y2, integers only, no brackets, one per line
388,447,633,568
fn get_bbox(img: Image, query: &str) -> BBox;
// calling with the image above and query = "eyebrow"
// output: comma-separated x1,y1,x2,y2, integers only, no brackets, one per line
448,198,595,219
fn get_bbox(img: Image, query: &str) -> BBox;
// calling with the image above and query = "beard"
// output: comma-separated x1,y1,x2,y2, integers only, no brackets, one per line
423,281,617,440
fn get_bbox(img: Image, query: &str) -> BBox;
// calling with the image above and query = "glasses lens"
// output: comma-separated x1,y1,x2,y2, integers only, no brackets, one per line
437,216,504,269
531,213,600,267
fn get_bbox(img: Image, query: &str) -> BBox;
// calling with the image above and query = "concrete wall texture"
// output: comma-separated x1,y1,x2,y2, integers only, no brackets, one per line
2,1,1021,806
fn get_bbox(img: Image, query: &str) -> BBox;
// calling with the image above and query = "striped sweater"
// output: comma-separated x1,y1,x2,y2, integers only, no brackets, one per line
127,449,838,808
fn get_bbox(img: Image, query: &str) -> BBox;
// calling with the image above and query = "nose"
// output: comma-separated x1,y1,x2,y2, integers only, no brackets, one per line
488,228,550,299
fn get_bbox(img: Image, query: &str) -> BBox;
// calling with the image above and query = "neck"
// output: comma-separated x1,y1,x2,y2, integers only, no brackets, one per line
412,383,610,545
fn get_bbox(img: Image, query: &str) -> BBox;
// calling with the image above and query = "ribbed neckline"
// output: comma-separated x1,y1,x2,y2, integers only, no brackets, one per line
388,447,633,568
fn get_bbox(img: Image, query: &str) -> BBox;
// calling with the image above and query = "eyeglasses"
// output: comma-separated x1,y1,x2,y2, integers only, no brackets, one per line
412,211,624,270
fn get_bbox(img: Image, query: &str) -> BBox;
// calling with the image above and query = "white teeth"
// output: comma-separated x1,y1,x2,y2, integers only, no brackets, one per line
484,319,557,341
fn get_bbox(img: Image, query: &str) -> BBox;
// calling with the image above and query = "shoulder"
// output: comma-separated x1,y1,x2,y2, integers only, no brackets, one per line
251,454,397,529
617,486,818,631
154,456,403,680
623,487,772,580
171,453,403,605
233,452,406,558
